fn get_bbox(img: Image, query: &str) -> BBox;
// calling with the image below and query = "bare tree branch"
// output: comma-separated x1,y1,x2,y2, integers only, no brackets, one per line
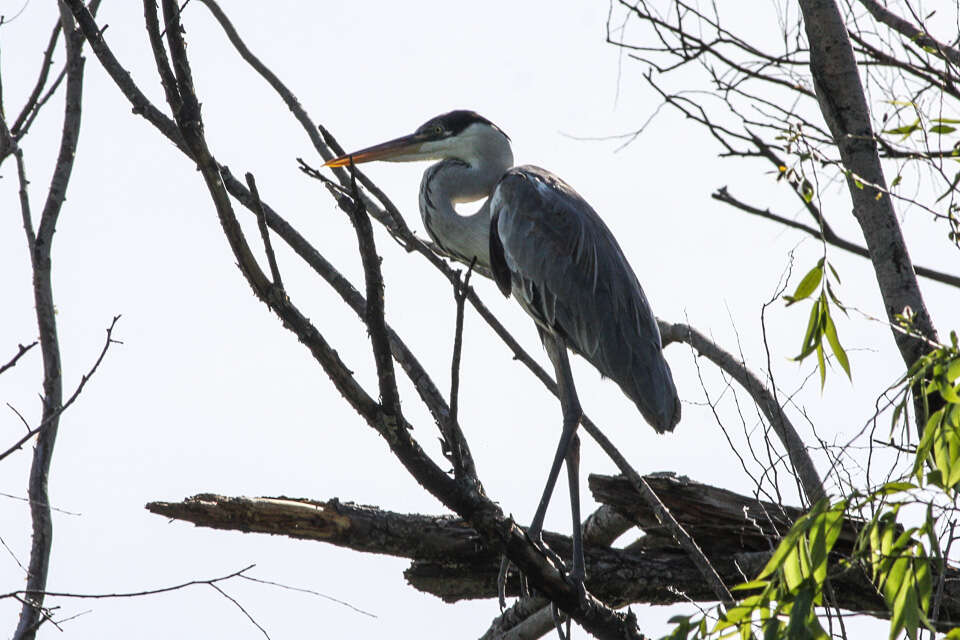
138,3,644,636
660,321,826,505
143,479,960,629
852,0,960,67
0,316,121,464
0,342,38,376
14,5,89,636
711,186,960,289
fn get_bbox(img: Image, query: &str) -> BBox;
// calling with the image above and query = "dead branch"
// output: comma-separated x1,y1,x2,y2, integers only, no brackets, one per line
143,475,960,629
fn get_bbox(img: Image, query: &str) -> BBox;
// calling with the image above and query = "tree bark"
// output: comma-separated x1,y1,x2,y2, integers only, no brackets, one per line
145,473,960,629
798,0,939,379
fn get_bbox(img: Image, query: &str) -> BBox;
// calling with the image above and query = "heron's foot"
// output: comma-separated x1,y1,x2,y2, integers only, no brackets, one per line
566,564,587,605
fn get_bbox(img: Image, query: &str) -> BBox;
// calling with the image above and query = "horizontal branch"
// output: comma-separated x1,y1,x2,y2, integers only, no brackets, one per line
144,474,960,627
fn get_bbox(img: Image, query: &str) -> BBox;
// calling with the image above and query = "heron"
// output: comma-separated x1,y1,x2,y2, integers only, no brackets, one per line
324,110,680,604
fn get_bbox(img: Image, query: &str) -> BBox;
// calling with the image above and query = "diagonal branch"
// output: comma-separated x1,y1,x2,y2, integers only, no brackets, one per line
853,0,960,67
0,317,121,465
335,169,403,420
145,4,642,637
659,321,826,505
0,342,38,376
712,186,960,289
800,0,940,381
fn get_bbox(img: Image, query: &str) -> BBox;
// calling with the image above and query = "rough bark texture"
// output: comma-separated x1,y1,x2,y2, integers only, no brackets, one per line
145,473,960,628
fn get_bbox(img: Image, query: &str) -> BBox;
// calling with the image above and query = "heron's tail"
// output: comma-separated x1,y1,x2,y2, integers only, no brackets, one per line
629,357,680,434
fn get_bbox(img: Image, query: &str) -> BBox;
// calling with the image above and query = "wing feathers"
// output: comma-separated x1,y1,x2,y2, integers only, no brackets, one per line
491,166,680,432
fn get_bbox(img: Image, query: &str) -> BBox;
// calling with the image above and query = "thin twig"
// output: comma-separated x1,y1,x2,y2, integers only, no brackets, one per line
445,259,477,479
3,565,256,600
10,20,62,138
449,259,476,427
0,316,122,464
238,574,376,618
0,341,38,376
207,583,270,639
245,172,283,289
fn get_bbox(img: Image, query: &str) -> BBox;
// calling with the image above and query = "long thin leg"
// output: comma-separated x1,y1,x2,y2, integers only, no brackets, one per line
528,334,582,541
497,334,586,614
565,433,584,589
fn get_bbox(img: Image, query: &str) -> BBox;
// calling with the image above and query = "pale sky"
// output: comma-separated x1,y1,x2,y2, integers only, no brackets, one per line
1,1,957,638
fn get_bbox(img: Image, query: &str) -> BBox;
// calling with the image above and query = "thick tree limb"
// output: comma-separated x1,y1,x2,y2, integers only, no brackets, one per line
144,475,960,629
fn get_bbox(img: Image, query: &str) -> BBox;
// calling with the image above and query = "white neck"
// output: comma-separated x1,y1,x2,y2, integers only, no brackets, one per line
417,125,514,269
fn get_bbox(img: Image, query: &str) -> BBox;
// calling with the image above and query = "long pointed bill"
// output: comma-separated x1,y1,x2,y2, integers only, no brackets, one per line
323,132,429,168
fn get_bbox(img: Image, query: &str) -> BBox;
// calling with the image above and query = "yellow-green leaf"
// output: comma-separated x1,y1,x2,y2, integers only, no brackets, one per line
785,263,823,306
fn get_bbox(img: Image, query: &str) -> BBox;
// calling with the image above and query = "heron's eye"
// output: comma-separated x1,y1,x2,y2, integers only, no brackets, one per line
432,125,444,136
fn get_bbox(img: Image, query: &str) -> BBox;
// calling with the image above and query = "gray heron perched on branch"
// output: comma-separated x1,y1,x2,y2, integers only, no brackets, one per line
325,110,680,603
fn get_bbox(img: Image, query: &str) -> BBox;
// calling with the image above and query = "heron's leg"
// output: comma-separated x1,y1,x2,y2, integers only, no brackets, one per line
529,334,583,542
529,334,585,611
565,433,585,591
498,334,585,613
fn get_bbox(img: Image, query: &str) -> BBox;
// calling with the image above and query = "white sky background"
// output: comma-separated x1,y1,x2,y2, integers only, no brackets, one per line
1,1,957,638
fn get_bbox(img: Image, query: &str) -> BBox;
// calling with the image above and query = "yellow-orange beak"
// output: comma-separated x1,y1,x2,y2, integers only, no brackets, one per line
323,132,428,168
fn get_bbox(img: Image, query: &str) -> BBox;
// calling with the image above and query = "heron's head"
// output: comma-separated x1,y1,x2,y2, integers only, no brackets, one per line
324,110,512,169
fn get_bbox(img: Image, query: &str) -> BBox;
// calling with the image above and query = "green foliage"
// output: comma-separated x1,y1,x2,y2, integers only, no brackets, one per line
785,259,850,387
661,337,960,640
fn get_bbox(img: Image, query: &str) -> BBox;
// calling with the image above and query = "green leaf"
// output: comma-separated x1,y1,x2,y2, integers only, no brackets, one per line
758,501,824,580
826,261,841,284
783,545,806,590
785,263,823,306
876,481,917,495
787,585,814,637
794,298,823,361
732,579,769,591
940,377,960,404
930,124,958,135
817,342,826,389
933,118,960,124
947,358,960,383
823,310,852,380
883,118,921,140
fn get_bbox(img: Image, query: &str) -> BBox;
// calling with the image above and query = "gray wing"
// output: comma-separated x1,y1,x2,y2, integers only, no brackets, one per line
490,165,680,432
